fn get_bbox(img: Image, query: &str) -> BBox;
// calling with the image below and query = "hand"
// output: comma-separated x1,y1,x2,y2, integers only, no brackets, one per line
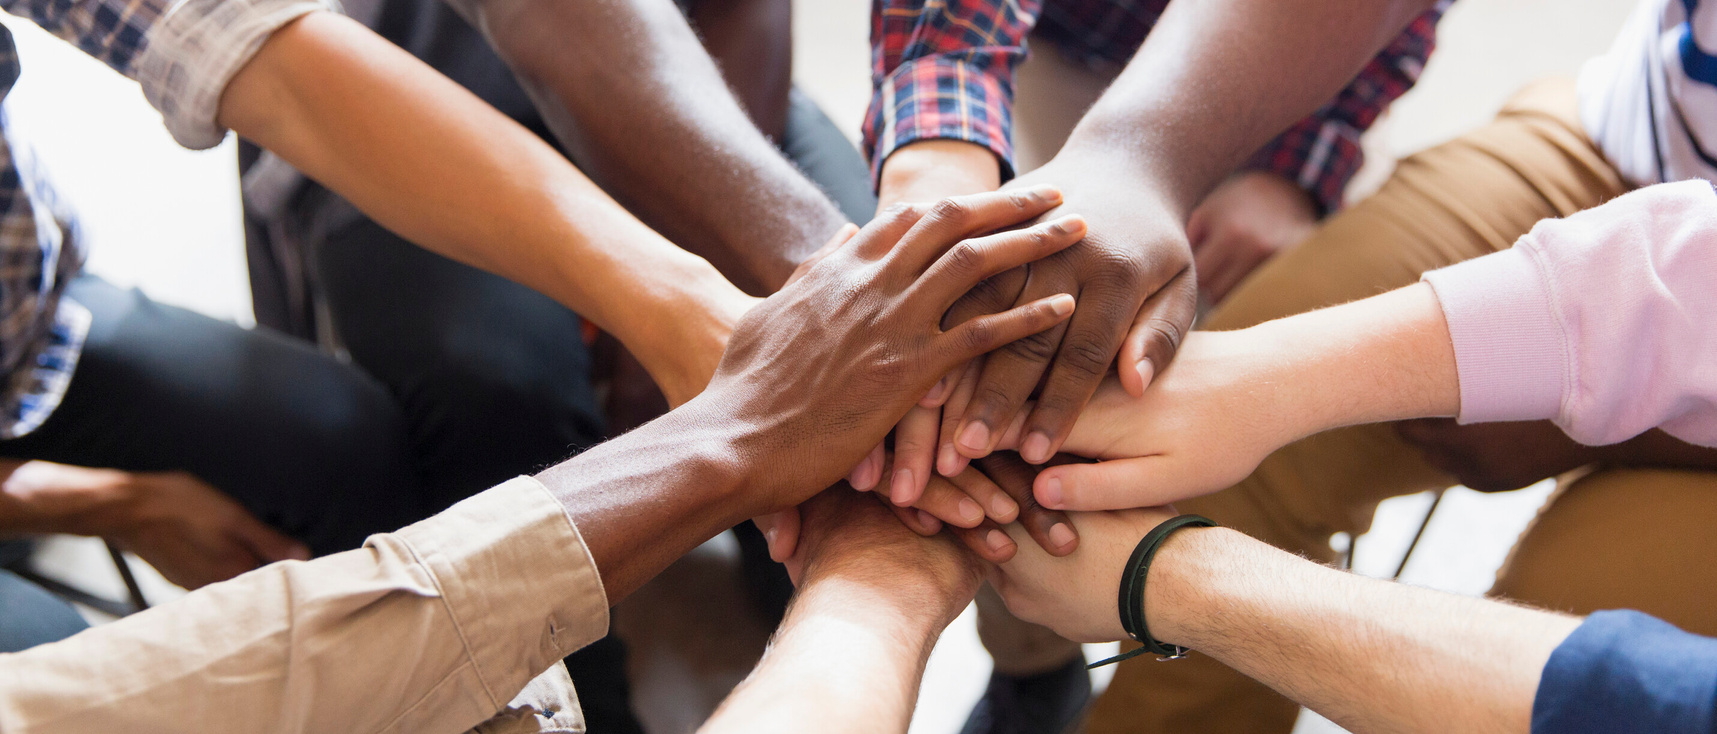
1002,330,1305,511
0,462,310,589
779,487,984,630
701,188,1083,514
872,452,1080,563
1187,171,1318,304
988,506,1177,643
944,153,1198,469
1395,419,1600,493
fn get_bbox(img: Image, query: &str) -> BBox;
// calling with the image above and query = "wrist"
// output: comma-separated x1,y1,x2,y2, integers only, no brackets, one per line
791,572,946,649
877,139,1002,210
0,462,139,536
1139,526,1246,649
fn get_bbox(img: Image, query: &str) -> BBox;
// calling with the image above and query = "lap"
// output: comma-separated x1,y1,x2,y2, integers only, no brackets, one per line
0,276,423,555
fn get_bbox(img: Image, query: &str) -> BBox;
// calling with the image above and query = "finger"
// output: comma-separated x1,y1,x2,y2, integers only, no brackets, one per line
754,509,801,562
786,223,862,288
945,465,1019,523
1014,280,1141,464
885,501,943,536
937,360,982,477
889,186,1063,271
920,373,955,408
977,454,1079,556
951,265,1075,460
850,202,931,260
228,511,311,563
936,293,1076,385
948,519,1018,563
1118,268,1197,397
879,471,987,528
1033,456,1208,511
848,442,886,491
888,405,941,506
911,215,1087,314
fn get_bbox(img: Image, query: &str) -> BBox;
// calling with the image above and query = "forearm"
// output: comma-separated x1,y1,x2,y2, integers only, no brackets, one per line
1244,282,1461,440
1063,0,1439,215
1150,528,1580,733
458,0,846,293
533,395,759,602
701,576,941,733
219,12,747,402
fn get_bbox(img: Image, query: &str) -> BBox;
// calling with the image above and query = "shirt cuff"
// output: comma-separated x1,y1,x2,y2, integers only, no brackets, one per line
393,476,610,711
1241,119,1363,215
865,56,1016,185
1534,610,1717,734
133,0,342,150
1421,246,1568,426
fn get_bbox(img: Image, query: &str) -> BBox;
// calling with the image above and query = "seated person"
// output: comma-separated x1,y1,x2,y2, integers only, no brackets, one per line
0,0,761,664
979,178,1717,734
0,188,1086,733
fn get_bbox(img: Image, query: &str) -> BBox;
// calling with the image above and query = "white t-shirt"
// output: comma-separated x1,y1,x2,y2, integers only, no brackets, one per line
1580,0,1717,186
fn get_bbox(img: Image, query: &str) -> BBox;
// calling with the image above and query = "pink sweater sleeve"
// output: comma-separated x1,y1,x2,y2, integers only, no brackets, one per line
1420,179,1717,448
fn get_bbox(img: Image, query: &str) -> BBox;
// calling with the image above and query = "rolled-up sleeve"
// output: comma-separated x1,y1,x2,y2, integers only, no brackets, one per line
0,0,338,150
132,0,338,148
0,476,606,734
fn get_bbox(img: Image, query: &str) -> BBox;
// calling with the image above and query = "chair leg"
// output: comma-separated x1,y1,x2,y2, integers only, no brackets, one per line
1393,489,1446,579
106,542,150,613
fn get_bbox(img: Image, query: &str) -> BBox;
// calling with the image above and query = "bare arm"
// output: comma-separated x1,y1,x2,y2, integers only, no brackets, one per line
991,510,1579,734
448,0,848,293
219,12,752,405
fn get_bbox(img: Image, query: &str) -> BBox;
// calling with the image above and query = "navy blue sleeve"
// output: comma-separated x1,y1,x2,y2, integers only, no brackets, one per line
1534,610,1717,734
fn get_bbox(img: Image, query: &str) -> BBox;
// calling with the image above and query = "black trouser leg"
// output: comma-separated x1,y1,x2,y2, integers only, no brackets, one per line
0,276,426,556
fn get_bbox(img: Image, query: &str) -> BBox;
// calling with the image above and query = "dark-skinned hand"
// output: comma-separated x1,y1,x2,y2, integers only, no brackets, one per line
709,186,1083,515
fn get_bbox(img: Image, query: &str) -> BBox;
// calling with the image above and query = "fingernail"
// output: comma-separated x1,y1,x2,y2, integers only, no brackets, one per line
763,527,777,547
923,375,952,406
1050,215,1084,234
1049,294,1075,316
989,493,1018,520
938,444,959,476
1137,359,1155,389
1021,432,1052,464
987,529,1013,553
958,422,991,453
917,510,939,529
1030,184,1060,201
1039,476,1064,509
1049,522,1076,549
890,468,915,505
958,497,984,525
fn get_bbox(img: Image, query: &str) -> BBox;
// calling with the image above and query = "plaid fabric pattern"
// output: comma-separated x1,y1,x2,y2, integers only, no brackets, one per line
865,0,1452,212
0,0,329,436
0,30,91,438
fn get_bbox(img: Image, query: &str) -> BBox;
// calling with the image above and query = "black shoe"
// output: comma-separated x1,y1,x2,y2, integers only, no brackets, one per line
960,654,1092,734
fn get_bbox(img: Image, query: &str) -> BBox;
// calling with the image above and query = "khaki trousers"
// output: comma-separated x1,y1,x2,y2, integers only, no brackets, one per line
1074,78,1717,733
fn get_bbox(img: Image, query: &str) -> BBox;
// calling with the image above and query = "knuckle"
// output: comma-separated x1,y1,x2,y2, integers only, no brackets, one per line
878,202,924,228
1001,327,1059,363
1084,249,1150,288
1057,339,1114,378
959,318,996,352
1141,316,1187,355
928,198,973,227
944,241,987,277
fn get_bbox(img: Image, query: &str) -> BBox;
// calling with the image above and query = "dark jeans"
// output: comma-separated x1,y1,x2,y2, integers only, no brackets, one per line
0,276,427,557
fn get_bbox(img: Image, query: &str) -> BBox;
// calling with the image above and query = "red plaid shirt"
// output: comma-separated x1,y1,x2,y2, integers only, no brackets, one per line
865,0,1450,213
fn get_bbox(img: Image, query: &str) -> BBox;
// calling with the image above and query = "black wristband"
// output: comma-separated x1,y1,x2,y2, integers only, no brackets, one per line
1087,514,1218,669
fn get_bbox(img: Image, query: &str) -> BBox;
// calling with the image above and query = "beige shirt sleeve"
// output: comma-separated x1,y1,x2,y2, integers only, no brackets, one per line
0,476,609,734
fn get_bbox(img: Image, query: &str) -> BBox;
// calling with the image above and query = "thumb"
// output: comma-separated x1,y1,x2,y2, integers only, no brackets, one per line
754,508,801,563
1032,457,1210,511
